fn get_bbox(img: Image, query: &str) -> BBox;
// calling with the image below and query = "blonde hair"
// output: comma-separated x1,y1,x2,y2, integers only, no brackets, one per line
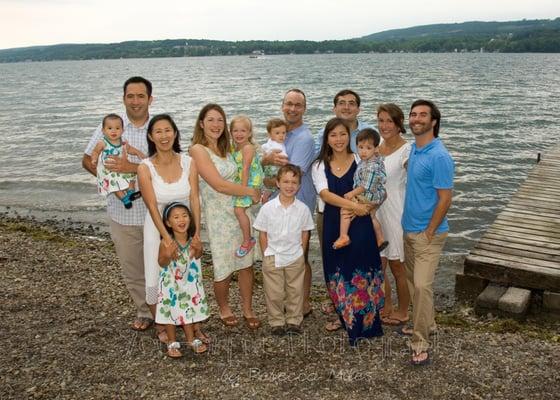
192,103,230,157
229,115,254,144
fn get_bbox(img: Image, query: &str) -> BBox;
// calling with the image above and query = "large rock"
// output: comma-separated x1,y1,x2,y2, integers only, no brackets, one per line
498,287,531,318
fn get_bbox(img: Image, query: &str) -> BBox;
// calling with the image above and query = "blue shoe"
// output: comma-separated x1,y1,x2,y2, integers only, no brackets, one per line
121,190,134,209
235,237,256,258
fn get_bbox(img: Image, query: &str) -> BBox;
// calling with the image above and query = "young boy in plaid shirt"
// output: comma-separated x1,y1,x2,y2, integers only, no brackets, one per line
333,128,389,251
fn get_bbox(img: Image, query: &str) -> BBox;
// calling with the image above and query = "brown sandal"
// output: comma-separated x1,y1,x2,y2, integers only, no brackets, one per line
325,319,343,332
220,315,239,327
130,317,154,331
243,316,261,330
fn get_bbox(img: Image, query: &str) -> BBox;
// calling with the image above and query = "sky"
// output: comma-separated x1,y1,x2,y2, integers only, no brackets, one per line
1,0,558,50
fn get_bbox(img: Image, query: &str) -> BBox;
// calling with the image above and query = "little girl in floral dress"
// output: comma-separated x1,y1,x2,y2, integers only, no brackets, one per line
230,115,264,257
157,201,209,358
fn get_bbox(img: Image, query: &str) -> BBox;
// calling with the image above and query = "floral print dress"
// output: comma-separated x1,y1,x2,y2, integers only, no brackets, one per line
231,145,264,208
198,148,256,282
322,161,384,346
155,240,209,325
96,137,136,196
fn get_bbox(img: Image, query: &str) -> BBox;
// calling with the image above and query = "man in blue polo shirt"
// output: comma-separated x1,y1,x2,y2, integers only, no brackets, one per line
401,99,454,366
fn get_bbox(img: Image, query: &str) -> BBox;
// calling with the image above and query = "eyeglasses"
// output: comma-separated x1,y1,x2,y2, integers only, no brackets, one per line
283,102,305,109
336,100,358,107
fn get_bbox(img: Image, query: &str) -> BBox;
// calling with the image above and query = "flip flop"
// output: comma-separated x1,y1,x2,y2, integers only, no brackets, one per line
410,351,430,366
130,317,154,331
325,319,343,332
303,309,313,319
320,301,335,315
220,315,239,327
382,316,409,326
243,316,261,330
396,326,413,336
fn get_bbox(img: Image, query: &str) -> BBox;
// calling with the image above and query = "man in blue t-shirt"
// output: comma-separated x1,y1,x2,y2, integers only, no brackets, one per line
262,88,316,318
401,99,454,366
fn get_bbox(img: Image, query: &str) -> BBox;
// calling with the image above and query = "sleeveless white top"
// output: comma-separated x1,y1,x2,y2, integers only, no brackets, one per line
142,153,192,304
377,142,411,261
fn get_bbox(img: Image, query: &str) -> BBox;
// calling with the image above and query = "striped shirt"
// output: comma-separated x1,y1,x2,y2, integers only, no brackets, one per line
85,113,150,225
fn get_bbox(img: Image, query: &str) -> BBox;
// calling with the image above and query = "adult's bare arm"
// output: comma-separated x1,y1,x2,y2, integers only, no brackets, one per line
189,144,259,201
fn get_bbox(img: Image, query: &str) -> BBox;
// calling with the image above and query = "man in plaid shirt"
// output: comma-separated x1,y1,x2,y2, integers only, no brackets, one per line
82,77,153,331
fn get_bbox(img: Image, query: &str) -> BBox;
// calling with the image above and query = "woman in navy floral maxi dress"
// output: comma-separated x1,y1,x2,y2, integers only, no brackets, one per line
312,118,384,346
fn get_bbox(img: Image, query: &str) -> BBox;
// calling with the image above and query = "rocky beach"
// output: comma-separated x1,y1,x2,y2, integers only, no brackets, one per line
1,214,559,400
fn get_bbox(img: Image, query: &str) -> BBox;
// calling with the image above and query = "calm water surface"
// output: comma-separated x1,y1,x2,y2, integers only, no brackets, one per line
1,53,559,262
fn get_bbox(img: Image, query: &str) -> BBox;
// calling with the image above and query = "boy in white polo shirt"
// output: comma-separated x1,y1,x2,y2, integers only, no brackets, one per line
253,164,314,335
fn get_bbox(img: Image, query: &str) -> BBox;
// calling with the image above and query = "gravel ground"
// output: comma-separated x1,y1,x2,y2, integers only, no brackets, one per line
1,215,559,400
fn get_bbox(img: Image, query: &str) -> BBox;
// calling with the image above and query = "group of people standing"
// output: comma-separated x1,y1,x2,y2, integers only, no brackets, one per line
82,76,454,365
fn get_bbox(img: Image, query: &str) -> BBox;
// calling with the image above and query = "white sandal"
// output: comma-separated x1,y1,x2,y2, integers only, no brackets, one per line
187,338,208,354
167,341,182,358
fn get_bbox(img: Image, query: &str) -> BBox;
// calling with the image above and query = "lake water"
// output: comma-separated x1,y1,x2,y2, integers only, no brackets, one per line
1,53,559,276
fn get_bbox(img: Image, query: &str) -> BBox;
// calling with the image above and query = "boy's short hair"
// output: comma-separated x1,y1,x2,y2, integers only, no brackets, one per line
356,128,381,147
102,113,123,128
266,118,288,133
276,164,302,183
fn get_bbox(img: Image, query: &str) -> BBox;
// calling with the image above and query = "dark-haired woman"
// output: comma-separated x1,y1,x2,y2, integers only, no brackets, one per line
137,114,204,343
312,117,384,346
376,104,411,326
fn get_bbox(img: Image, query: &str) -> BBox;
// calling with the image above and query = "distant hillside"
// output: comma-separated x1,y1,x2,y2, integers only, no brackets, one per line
360,18,560,41
1,18,559,62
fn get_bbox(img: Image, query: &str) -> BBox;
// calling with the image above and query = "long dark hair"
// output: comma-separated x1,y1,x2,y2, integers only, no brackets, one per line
147,114,182,157
315,117,352,170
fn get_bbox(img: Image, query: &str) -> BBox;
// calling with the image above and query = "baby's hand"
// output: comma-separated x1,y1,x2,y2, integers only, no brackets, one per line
343,192,353,200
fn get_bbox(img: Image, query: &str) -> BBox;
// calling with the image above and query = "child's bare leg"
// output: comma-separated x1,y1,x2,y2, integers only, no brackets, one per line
234,206,252,243
165,324,182,357
371,212,388,249
114,189,127,200
333,209,351,249
165,324,177,344
194,322,210,343
182,323,207,353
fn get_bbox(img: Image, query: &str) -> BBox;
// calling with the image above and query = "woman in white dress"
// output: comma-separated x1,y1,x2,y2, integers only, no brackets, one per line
137,114,204,342
376,104,411,325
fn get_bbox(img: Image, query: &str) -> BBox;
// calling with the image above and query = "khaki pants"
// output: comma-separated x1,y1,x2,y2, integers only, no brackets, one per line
262,255,305,327
404,231,447,353
109,220,151,319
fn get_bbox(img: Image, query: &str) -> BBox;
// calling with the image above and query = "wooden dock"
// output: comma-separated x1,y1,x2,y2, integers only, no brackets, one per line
463,146,560,292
